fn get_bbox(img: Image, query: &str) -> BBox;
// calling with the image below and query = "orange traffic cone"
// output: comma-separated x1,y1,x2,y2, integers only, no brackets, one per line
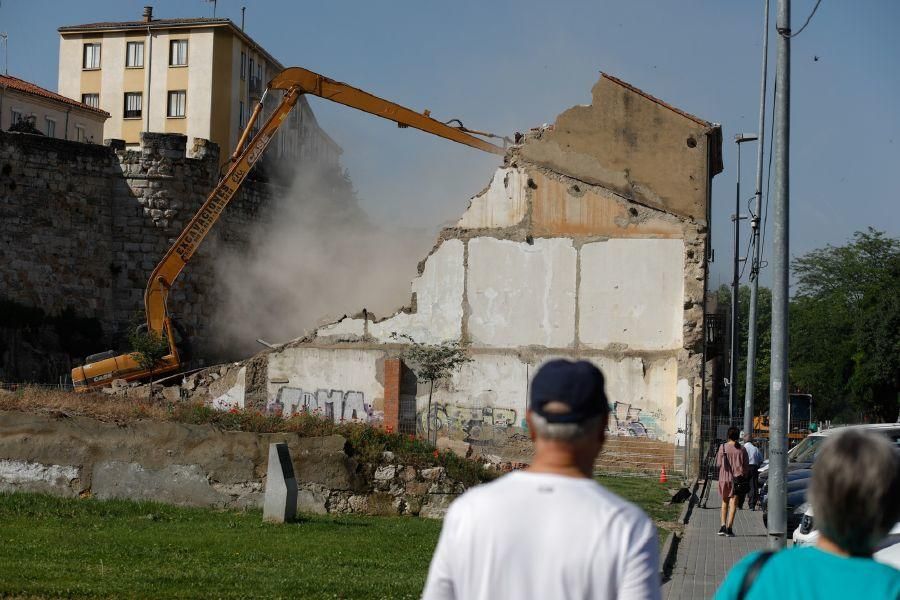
659,465,668,484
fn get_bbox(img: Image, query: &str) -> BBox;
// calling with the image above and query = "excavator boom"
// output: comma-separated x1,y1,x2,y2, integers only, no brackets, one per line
72,66,504,391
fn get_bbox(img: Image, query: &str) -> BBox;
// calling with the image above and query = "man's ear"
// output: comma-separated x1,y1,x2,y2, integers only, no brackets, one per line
525,410,536,442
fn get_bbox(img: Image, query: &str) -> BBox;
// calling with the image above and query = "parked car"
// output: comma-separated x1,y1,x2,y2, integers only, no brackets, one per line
792,505,900,569
760,423,900,534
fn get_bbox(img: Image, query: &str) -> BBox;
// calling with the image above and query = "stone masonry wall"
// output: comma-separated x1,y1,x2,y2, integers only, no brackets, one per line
0,131,284,376
0,410,463,518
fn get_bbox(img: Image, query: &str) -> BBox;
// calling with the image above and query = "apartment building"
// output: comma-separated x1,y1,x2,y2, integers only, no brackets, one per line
1,73,109,141
57,7,340,166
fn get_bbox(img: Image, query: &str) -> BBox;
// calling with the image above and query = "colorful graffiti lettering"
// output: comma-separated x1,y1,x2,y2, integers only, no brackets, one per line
418,402,518,446
268,387,373,423
608,401,659,439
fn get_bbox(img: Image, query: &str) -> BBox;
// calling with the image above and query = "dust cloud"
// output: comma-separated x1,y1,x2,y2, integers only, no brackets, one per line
210,161,438,357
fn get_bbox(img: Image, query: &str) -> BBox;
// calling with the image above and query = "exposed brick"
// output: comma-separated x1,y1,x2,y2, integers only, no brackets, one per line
382,358,401,434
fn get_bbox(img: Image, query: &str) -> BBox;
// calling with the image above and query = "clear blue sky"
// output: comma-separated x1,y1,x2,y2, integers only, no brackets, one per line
2,0,898,288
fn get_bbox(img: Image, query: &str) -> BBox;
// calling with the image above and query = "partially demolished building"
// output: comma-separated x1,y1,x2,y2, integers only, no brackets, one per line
200,73,723,475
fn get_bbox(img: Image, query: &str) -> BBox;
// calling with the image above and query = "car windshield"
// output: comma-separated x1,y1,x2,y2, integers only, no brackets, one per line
789,435,826,463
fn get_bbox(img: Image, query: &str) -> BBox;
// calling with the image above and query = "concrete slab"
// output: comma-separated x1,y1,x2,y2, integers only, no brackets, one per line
457,167,527,229
263,443,298,523
467,237,577,348
369,239,465,344
579,238,684,350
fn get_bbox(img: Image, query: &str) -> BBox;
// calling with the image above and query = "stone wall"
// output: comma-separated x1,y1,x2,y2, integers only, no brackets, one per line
0,130,285,379
0,410,463,518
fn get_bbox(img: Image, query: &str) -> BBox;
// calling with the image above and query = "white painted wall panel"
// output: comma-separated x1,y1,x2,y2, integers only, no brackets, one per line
467,237,577,348
369,239,465,344
579,238,684,350
266,348,384,423
457,168,527,229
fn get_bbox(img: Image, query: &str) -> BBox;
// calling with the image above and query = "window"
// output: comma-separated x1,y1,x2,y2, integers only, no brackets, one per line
169,39,188,66
248,57,254,84
240,51,246,80
10,108,22,124
167,90,186,118
83,43,101,69
75,125,85,142
123,92,143,119
81,93,100,109
45,118,56,138
238,100,245,128
126,41,144,68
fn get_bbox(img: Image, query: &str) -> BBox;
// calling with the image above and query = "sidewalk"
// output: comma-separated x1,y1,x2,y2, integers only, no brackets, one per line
662,486,769,599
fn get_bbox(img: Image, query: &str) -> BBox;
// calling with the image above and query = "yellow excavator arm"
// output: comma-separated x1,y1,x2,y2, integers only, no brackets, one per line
72,66,504,391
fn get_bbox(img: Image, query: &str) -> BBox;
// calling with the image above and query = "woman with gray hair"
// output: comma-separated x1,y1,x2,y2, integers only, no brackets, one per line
715,429,900,599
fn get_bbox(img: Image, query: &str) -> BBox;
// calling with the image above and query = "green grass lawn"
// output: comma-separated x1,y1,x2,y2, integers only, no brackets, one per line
0,477,680,598
597,475,684,545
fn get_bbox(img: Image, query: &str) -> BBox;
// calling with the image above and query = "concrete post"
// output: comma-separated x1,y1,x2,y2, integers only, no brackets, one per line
744,0,770,440
263,442,297,523
768,0,791,550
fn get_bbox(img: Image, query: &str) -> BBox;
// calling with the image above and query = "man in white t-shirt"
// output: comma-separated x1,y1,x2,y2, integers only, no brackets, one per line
422,359,661,600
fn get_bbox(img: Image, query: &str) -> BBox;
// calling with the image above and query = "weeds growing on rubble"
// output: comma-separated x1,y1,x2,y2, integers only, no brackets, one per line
0,386,494,485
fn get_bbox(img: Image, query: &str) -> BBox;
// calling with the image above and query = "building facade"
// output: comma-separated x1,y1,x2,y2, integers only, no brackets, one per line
0,74,108,142
57,7,340,164
194,73,723,478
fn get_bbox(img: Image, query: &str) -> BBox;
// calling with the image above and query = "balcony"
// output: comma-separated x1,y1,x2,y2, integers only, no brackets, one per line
249,76,262,96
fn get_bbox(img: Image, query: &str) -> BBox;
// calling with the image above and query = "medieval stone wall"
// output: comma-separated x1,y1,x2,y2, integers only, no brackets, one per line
0,130,285,379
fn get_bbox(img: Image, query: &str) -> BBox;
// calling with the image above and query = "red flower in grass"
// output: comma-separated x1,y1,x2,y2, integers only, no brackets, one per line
433,450,440,459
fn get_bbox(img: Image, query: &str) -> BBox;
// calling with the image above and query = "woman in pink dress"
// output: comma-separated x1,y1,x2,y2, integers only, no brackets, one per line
716,426,749,537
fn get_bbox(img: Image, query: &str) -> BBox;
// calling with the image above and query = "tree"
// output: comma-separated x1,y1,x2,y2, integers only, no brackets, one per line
128,329,171,388
717,284,773,415
790,229,900,422
392,333,472,444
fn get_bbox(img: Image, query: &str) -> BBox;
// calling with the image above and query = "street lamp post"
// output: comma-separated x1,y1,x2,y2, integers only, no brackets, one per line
730,134,758,423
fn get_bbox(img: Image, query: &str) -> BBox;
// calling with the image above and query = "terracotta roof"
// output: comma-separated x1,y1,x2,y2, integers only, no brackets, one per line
58,17,283,70
58,17,230,32
0,74,110,118
601,73,712,128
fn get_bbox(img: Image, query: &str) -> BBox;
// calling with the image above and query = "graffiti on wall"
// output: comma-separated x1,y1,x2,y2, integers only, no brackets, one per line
267,387,375,423
418,398,518,446
608,401,662,439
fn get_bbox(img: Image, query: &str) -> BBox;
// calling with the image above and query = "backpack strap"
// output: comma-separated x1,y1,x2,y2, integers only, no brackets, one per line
737,550,774,600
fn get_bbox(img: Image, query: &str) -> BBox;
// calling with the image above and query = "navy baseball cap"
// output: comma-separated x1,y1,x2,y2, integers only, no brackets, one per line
530,359,610,423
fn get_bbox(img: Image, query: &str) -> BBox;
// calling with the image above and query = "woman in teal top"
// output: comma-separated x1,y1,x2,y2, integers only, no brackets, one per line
715,428,900,599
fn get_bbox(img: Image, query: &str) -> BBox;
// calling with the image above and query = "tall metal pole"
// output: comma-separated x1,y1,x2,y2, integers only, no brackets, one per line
745,0,770,438
731,135,757,423
729,142,742,423
768,0,791,550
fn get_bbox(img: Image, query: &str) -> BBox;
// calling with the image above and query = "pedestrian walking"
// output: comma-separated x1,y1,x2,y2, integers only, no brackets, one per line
715,427,749,537
741,431,763,510
715,429,900,599
421,359,660,600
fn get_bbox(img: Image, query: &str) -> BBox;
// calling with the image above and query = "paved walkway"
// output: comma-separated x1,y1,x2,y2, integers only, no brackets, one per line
662,485,769,599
